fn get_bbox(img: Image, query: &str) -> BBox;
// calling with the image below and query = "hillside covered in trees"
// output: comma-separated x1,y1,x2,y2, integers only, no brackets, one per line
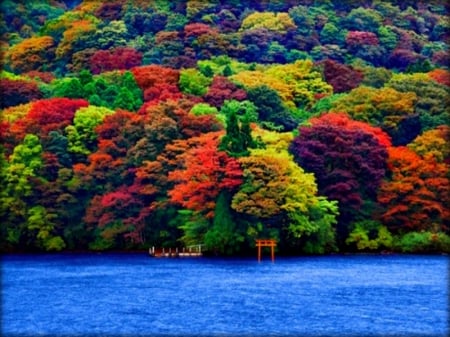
1,0,449,255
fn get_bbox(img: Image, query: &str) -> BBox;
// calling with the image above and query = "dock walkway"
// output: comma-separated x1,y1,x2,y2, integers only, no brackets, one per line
149,245,203,257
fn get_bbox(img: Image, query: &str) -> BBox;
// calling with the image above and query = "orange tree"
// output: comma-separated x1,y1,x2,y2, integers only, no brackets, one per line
377,147,449,234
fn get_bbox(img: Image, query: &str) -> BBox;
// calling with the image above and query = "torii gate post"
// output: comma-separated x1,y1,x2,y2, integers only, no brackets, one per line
256,239,277,262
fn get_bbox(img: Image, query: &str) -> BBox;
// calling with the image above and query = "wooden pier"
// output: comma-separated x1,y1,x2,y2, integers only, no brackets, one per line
256,239,277,262
149,245,203,258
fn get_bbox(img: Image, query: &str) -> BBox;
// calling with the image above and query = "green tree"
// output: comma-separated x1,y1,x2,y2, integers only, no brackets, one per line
346,220,393,251
204,191,245,255
3,134,43,201
45,131,72,167
222,64,232,76
219,110,255,157
220,100,258,122
66,106,115,157
392,231,450,254
0,135,65,251
113,87,136,111
360,65,392,88
165,12,188,30
377,26,398,53
320,22,346,45
53,77,84,98
386,73,450,132
179,68,212,96
119,71,143,109
79,69,93,85
177,209,210,248
190,103,219,116
343,7,383,32
246,85,299,131
26,205,66,251
330,86,418,145
94,20,129,49
199,64,214,78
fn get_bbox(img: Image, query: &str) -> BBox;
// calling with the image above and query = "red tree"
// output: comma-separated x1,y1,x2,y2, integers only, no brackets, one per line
378,147,449,233
131,65,179,90
90,47,142,74
0,79,42,108
320,59,364,93
184,23,217,39
168,131,243,218
24,71,55,83
346,31,379,47
388,48,425,70
289,113,390,242
10,98,88,140
204,76,247,108
309,113,392,147
428,69,450,87
131,65,181,104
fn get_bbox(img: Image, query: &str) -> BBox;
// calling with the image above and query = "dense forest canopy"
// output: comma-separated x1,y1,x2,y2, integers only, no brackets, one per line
0,0,449,254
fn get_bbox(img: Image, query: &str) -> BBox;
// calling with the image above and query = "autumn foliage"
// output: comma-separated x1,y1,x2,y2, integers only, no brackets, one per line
7,36,55,73
168,132,243,218
131,65,181,104
0,0,448,254
378,147,449,233
289,113,389,241
0,79,42,109
320,59,364,93
90,47,142,74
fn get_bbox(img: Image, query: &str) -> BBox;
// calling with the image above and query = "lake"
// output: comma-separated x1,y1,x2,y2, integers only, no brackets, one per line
1,253,448,336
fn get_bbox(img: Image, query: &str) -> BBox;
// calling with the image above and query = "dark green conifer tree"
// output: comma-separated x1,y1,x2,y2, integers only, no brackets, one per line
222,64,232,76
200,64,214,77
219,110,255,157
205,191,244,255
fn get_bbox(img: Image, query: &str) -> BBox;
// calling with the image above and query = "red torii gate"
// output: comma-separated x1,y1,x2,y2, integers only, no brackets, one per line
255,239,277,262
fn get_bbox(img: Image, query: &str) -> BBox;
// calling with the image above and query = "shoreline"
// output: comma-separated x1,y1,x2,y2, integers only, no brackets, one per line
1,249,448,257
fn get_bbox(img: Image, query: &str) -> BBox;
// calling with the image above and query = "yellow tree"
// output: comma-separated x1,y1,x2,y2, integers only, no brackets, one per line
231,60,332,109
55,17,99,60
186,0,219,20
231,128,338,253
330,86,417,145
408,125,450,163
265,60,333,108
231,69,293,106
240,12,296,32
1,103,32,124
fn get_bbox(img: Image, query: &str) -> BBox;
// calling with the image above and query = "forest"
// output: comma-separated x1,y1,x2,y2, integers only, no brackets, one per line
0,0,449,255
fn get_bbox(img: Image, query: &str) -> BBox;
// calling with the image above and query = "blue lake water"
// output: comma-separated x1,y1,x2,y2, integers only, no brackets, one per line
1,253,448,336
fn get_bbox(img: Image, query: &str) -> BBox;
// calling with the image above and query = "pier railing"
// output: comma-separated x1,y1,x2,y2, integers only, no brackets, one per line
149,245,203,257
